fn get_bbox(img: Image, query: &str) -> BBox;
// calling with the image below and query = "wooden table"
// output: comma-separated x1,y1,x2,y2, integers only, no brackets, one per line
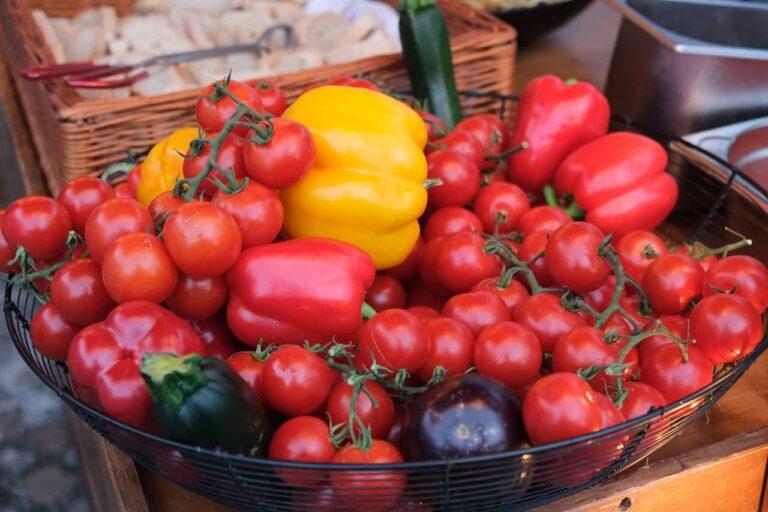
4,2,768,511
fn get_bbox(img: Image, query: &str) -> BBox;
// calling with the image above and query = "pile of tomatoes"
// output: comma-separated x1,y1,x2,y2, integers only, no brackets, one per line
2,74,768,503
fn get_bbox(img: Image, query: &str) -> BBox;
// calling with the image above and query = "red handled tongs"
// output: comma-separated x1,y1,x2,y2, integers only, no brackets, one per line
22,25,294,89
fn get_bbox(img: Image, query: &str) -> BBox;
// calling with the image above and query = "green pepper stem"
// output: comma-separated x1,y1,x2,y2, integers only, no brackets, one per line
542,185,585,219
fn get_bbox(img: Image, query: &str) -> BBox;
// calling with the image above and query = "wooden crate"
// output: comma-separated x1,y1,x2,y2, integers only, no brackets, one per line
0,0,516,194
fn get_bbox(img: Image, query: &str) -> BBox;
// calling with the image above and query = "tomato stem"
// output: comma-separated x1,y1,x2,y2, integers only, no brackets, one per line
485,142,529,161
484,237,545,294
361,302,377,320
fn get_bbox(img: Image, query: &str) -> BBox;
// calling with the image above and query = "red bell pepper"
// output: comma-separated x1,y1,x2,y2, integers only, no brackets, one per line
549,131,678,236
508,75,610,192
67,301,204,429
226,238,376,345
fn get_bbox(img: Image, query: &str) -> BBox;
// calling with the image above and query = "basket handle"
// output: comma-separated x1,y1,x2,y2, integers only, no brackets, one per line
64,65,149,89
21,61,111,80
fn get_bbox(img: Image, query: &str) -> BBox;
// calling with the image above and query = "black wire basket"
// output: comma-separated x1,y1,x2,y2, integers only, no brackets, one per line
4,93,768,512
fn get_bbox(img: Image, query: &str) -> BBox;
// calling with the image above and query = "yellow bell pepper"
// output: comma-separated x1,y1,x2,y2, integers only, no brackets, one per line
136,127,199,206
281,86,428,269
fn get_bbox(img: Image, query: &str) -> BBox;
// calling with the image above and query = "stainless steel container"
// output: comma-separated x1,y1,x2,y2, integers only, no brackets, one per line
604,0,768,136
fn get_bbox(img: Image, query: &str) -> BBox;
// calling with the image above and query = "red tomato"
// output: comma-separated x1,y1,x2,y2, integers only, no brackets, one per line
442,290,511,337
84,198,154,264
545,222,610,293
517,231,552,288
243,119,315,189
165,273,228,320
261,345,334,416
640,344,713,402
638,314,687,362
426,150,481,208
405,279,447,310
127,164,141,198
434,231,501,293
252,80,287,116
326,381,395,439
418,110,446,141
423,207,482,240
2,196,72,260
212,182,283,248
147,191,184,219
226,351,267,400
181,134,246,198
513,293,584,353
191,314,241,359
643,253,704,314
417,237,450,295
473,182,530,234
475,321,542,389
365,276,407,312
325,76,381,91
30,302,79,361
387,408,406,449
552,326,638,392
431,130,484,168
703,255,768,313
615,230,668,283
113,183,131,199
57,177,116,235
383,237,422,284
101,232,178,304
415,317,475,382
454,114,508,162
518,205,572,237
269,416,336,485
50,258,115,326
163,202,242,279
330,440,405,509
0,211,17,273
672,245,716,272
583,275,617,313
620,381,666,420
196,80,264,134
406,306,441,323
471,277,529,316
356,309,430,373
689,293,762,364
523,372,604,445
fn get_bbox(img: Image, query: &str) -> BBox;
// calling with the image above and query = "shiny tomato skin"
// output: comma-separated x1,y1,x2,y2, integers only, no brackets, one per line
415,317,475,382
640,344,713,402
261,345,334,416
326,380,395,439
473,182,530,234
365,275,407,312
330,440,405,510
0,212,16,273
583,275,617,313
127,164,141,198
426,149,481,208
545,221,610,293
84,198,154,264
407,306,441,323
181,134,245,198
517,231,552,288
638,314,687,362
50,258,115,326
615,230,668,283
703,255,768,313
163,202,242,279
113,183,131,199
165,273,228,321
2,196,72,260
417,236,451,295
191,314,242,359
57,177,116,235
475,321,542,389
101,232,178,304
518,206,572,237
196,80,264,134
643,253,704,314
522,372,604,445
324,76,381,91
620,381,667,420
212,182,283,248
442,290,511,337
689,293,763,364
471,277,529,316
30,302,80,361
423,207,482,240
432,130,485,168
454,114,508,165
383,236,423,284
147,191,184,219
356,309,430,373
252,80,287,116
269,416,336,486
226,351,267,400
243,118,315,189
513,293,584,353
434,231,502,293
418,110,447,141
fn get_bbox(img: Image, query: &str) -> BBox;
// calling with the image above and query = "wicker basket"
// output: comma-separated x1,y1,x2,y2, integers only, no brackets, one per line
0,0,516,194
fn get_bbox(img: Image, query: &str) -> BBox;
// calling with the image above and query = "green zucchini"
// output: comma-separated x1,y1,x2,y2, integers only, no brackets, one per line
399,0,463,129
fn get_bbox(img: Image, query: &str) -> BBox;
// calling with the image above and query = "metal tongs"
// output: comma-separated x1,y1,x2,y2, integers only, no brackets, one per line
22,25,294,89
